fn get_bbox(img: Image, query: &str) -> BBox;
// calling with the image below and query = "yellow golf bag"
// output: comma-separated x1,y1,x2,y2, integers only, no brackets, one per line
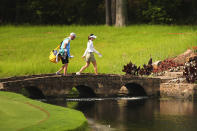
49,45,61,63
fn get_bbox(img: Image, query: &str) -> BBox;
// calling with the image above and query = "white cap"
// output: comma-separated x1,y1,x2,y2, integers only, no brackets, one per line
90,34,97,39
70,32,76,37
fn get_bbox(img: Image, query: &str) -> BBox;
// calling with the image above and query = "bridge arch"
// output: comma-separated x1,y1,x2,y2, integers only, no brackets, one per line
75,85,97,98
120,83,147,96
21,86,45,99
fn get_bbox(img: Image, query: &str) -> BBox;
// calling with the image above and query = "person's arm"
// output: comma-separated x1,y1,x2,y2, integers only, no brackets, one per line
82,42,90,57
67,46,71,57
82,49,88,58
66,40,71,57
92,41,102,57
93,48,99,54
93,48,102,57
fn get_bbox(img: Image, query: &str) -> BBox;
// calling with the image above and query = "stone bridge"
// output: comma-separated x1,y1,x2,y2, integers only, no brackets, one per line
0,74,160,98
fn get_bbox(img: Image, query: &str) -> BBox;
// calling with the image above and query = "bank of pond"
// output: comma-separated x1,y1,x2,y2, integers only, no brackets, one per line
0,91,87,131
2,89,197,131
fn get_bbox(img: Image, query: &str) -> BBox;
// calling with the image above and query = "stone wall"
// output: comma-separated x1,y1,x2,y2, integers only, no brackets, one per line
160,83,197,100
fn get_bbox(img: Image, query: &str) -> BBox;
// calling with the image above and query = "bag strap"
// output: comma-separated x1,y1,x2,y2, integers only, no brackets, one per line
54,41,63,50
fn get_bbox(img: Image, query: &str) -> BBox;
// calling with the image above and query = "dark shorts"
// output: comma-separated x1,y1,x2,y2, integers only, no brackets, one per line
61,55,69,64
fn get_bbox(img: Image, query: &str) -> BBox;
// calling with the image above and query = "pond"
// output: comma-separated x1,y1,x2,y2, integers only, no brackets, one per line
46,97,197,131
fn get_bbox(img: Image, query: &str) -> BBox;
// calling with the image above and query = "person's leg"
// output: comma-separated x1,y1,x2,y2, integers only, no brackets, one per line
56,65,65,74
57,55,68,75
78,62,90,73
63,63,68,75
92,61,98,75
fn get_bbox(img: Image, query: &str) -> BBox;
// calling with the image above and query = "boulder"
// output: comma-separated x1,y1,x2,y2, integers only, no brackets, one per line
152,60,162,70
172,49,194,65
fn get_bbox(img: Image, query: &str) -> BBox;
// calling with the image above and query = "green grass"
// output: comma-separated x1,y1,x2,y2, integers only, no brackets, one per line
0,91,87,131
0,25,197,77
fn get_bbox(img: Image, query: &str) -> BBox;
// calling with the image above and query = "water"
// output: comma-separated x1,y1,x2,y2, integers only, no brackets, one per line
46,97,197,131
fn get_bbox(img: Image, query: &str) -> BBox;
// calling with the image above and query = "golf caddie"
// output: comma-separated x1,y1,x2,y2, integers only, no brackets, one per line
56,32,76,76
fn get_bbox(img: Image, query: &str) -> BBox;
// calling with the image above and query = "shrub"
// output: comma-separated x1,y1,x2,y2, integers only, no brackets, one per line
142,4,173,24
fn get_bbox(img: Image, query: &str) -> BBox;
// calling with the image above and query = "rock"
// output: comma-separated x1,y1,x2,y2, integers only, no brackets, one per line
152,60,162,70
172,49,194,65
187,54,197,62
164,72,183,78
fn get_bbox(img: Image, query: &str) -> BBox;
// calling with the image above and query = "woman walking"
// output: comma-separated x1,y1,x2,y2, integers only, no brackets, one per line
56,32,76,76
76,34,102,75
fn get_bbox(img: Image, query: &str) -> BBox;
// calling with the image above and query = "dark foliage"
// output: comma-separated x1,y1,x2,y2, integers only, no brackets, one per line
122,58,153,76
1,0,197,25
0,0,105,25
122,62,139,75
183,56,197,83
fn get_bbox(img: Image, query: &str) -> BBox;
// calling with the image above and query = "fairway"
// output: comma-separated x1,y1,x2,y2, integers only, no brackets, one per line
0,25,196,77
0,95,46,131
0,92,87,131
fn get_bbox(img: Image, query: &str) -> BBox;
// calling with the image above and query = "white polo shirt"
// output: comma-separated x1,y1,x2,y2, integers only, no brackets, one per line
83,40,100,56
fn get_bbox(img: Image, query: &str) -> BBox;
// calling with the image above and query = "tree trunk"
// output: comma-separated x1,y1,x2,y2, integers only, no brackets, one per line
105,0,112,26
115,0,128,27
111,0,116,25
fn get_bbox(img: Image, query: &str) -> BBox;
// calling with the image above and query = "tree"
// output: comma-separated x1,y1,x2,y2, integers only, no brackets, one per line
115,0,128,27
111,0,116,25
105,0,112,25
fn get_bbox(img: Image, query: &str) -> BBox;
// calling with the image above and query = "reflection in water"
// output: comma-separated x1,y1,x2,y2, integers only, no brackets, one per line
159,100,194,115
46,98,197,131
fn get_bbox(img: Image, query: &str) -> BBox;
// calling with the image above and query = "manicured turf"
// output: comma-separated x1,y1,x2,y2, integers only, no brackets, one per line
0,25,196,77
0,91,87,131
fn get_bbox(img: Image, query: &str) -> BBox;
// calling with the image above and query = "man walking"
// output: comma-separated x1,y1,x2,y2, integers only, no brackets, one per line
56,32,76,75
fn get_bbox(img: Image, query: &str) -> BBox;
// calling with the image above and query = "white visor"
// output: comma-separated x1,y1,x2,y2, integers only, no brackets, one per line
70,32,76,37
90,35,97,39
